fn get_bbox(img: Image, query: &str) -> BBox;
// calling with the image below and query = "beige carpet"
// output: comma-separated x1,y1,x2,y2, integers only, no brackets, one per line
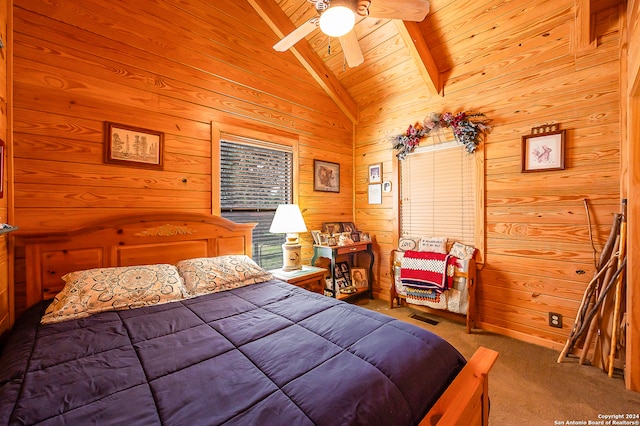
361,299,640,425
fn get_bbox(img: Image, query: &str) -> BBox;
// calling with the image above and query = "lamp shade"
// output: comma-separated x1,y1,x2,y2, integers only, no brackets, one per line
269,204,307,234
319,6,355,37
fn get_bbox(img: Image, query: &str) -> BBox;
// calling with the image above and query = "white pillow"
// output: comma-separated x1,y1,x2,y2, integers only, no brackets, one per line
398,237,418,251
418,237,448,254
449,242,477,260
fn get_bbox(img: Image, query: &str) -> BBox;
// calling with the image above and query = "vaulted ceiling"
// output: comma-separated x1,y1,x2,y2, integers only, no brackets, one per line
248,0,613,124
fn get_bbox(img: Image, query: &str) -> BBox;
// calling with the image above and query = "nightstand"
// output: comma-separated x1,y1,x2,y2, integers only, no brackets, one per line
269,265,327,294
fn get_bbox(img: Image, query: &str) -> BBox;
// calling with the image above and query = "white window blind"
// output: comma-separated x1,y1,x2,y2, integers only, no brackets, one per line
220,139,293,269
400,143,476,246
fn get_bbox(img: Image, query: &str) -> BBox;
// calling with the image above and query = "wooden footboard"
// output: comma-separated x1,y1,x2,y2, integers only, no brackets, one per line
421,347,499,425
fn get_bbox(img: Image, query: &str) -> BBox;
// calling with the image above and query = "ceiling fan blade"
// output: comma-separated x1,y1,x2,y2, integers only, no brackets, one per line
366,0,430,21
339,30,364,68
273,18,318,52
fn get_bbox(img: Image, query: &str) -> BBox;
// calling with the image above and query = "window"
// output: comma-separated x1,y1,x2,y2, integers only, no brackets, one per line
220,139,293,270
400,141,482,256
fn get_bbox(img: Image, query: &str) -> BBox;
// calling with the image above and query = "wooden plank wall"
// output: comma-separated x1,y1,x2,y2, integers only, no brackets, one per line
625,0,640,392
355,0,623,348
0,0,10,339
11,0,353,315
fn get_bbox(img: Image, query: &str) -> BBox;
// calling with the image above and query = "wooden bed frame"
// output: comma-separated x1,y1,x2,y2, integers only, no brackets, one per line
14,213,498,426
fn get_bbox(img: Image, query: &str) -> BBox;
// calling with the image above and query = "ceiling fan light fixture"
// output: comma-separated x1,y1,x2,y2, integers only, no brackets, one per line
319,6,355,37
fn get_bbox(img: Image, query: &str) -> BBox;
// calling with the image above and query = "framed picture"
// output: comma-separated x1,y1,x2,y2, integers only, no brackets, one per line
368,183,382,204
311,230,322,245
382,181,392,192
341,222,356,233
314,160,340,192
0,139,4,199
322,222,343,235
522,129,566,172
350,232,360,242
105,122,164,170
351,268,368,289
368,163,382,183
318,233,330,246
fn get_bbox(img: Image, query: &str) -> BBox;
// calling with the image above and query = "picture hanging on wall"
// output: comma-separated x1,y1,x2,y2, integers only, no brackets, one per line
368,163,382,183
105,122,164,170
368,183,382,204
522,125,565,172
314,160,340,192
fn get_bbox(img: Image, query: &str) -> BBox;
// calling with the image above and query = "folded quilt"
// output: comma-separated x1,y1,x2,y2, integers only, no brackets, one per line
400,250,457,293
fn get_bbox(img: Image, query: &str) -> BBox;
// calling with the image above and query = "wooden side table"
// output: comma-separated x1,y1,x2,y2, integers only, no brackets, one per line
311,241,374,300
269,265,327,294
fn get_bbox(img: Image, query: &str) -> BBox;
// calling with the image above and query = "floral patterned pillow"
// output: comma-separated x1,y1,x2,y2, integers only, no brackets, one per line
41,264,186,325
176,255,273,297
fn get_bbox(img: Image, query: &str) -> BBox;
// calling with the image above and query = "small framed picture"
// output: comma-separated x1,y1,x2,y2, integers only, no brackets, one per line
322,222,343,235
319,233,330,246
328,236,337,246
522,129,566,172
104,122,164,170
368,163,382,183
368,183,382,204
314,160,340,192
360,232,370,241
341,222,356,233
350,232,360,242
351,268,368,289
382,181,392,192
311,230,321,245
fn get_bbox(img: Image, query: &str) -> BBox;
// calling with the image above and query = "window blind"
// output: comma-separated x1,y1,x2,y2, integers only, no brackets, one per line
220,140,293,269
400,143,476,246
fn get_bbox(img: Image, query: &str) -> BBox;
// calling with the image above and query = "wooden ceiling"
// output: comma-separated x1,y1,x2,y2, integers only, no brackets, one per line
248,0,612,123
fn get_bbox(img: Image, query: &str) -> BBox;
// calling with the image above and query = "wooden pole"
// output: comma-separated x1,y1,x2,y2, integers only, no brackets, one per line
608,199,627,377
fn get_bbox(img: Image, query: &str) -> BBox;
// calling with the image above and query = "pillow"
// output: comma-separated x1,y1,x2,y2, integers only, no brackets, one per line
449,242,477,260
418,237,448,254
398,237,418,251
176,255,273,297
41,264,186,325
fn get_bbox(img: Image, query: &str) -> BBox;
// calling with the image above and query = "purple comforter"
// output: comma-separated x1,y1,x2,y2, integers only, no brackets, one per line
0,280,465,425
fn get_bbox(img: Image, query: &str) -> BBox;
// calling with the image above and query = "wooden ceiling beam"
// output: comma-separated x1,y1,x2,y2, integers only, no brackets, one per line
396,21,442,97
575,0,597,50
247,0,360,124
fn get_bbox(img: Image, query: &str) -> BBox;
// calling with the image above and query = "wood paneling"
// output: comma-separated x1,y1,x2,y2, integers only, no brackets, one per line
11,0,353,315
625,0,640,392
0,0,10,340
6,0,636,387
353,0,623,350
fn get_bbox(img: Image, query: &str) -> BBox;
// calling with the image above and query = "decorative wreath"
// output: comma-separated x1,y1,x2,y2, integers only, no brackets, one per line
391,111,491,160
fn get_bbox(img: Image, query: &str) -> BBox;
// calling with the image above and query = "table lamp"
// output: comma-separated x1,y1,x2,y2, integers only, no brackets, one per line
269,204,308,271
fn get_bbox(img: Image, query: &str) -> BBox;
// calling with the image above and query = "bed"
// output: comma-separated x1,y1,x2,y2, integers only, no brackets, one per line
1,213,497,425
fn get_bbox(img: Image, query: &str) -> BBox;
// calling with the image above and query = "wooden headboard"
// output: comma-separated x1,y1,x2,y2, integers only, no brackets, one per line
16,213,256,309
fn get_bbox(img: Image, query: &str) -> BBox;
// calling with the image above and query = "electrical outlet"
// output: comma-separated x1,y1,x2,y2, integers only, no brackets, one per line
549,312,563,328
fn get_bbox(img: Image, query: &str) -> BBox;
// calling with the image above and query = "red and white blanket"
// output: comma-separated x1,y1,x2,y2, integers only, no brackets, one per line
400,250,458,293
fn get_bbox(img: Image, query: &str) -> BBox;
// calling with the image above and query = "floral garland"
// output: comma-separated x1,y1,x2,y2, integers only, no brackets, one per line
391,111,491,160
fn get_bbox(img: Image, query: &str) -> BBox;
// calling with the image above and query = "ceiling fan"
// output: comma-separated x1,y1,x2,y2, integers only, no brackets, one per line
274,0,430,68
